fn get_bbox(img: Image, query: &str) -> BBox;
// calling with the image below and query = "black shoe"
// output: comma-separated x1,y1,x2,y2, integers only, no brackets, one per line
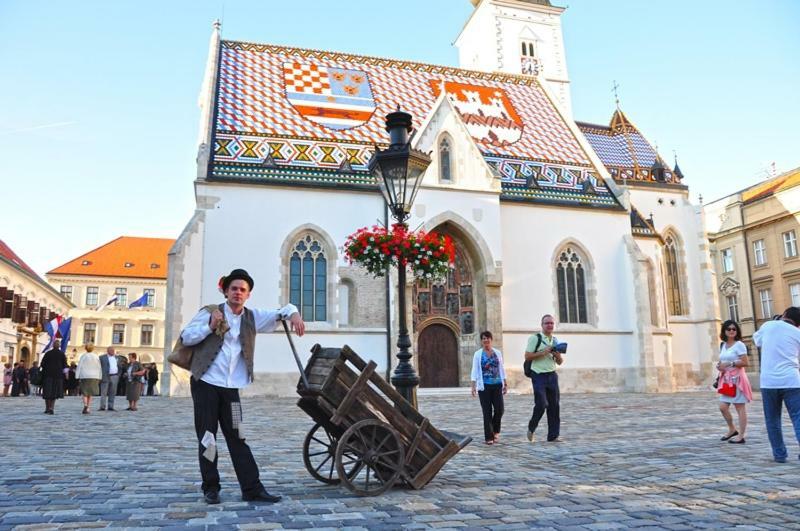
720,431,738,441
729,438,746,444
98,407,106,411
241,488,281,503
108,407,116,411
204,490,220,504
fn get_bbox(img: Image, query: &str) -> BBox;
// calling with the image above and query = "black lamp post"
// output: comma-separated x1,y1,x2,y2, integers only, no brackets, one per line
369,110,431,408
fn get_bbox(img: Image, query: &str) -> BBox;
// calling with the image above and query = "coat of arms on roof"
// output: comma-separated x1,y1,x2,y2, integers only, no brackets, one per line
283,62,376,130
430,81,523,148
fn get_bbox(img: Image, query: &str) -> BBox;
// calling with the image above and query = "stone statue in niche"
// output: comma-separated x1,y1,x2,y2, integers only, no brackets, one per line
432,285,445,308
460,311,474,335
459,285,473,307
446,293,459,316
418,292,430,314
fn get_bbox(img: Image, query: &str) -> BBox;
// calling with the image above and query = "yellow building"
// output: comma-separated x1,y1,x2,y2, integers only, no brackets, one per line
46,236,174,365
1,239,73,364
705,165,800,371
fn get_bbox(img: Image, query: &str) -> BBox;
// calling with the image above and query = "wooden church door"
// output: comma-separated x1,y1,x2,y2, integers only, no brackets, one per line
418,324,459,387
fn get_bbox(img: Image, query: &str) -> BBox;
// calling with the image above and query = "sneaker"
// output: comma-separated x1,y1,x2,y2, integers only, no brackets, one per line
526,430,535,442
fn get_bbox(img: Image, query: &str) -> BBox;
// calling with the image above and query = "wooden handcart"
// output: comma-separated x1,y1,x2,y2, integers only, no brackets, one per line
296,344,472,496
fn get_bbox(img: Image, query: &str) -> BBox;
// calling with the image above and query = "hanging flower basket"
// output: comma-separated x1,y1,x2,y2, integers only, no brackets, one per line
344,224,455,279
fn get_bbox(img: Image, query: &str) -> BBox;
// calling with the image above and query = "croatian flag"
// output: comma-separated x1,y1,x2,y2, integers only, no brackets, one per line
128,292,148,309
42,316,72,353
96,295,118,311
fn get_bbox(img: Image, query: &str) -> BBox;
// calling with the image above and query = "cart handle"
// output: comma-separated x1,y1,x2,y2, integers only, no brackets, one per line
280,317,309,390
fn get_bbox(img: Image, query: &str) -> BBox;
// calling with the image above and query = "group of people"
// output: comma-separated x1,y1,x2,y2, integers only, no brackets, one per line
470,314,563,446
714,307,800,463
19,342,160,415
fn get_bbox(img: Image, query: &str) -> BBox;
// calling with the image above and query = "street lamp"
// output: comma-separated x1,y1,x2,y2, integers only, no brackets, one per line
369,110,431,408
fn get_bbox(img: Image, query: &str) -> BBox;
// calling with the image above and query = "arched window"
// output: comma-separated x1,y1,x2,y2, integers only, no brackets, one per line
663,234,685,316
555,247,588,324
289,234,327,321
439,136,452,183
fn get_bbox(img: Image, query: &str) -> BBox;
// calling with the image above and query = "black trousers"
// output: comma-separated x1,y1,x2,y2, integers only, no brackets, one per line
191,378,263,495
478,383,504,442
528,371,560,440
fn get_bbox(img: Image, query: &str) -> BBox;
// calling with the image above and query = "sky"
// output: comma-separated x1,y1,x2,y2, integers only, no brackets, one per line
2,0,799,278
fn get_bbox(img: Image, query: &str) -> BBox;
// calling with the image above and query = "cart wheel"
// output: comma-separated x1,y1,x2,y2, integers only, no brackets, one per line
303,423,341,484
335,419,405,496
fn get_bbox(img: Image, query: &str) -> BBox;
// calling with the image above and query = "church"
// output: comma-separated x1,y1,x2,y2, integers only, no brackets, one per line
163,0,720,396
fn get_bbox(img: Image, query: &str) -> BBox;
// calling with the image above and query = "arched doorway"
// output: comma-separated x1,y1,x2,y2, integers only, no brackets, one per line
20,346,30,365
417,323,459,387
414,240,475,387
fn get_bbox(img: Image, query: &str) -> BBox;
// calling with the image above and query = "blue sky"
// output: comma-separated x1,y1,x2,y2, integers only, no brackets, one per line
2,0,798,277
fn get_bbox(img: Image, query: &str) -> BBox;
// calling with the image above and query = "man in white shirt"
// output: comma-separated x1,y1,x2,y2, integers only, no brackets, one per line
98,346,120,411
752,306,800,463
180,268,304,504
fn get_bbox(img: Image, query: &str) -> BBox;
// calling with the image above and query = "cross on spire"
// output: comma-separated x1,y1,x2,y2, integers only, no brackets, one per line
612,80,621,109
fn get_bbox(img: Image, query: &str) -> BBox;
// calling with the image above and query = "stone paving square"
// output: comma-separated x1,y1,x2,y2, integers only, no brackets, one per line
1,391,799,529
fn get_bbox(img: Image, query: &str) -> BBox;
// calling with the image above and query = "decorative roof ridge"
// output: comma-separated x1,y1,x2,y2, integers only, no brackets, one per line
221,40,543,86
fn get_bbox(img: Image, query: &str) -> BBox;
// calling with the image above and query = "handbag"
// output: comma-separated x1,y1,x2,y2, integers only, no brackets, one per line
167,304,227,371
717,381,737,397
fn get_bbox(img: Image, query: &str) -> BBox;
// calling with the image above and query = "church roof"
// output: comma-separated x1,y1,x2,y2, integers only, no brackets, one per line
577,110,683,188
209,41,623,211
47,237,174,280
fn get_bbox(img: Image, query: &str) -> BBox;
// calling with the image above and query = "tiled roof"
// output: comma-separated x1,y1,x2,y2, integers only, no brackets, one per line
212,41,591,166
742,166,800,204
0,238,41,281
577,110,682,187
47,237,175,279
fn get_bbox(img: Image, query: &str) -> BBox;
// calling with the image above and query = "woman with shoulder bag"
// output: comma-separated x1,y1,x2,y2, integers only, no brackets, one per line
716,320,752,444
470,331,507,445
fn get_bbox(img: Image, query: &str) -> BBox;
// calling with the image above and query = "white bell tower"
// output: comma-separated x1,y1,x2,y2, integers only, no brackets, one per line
455,0,572,118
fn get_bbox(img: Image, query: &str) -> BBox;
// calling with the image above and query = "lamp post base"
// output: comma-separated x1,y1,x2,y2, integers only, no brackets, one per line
390,373,419,409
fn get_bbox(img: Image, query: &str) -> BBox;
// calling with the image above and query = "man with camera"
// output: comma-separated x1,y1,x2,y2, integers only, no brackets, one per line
524,314,564,442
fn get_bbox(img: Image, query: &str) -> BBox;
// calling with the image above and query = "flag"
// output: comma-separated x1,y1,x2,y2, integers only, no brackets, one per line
128,292,148,309
58,318,72,353
96,295,118,311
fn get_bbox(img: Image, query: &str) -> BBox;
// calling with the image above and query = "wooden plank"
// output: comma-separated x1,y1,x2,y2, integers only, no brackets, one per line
404,417,429,467
330,361,377,425
407,440,461,489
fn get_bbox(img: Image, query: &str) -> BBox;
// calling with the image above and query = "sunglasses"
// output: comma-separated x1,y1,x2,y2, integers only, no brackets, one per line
725,327,737,331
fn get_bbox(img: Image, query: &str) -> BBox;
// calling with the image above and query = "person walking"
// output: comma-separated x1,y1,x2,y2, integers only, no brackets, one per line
716,320,752,444
40,341,67,414
470,331,507,445
525,314,564,442
125,353,147,411
76,344,101,414
147,364,159,396
753,306,800,463
178,268,305,505
3,363,12,397
98,346,120,411
28,362,41,396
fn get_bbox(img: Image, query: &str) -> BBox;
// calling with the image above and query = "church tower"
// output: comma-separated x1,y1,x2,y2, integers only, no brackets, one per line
455,0,572,117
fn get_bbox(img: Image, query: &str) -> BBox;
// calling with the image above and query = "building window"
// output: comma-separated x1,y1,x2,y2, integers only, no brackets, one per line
83,323,97,345
555,247,588,324
791,283,800,307
783,230,797,258
115,288,127,307
439,136,452,182
753,239,766,266
759,289,773,319
726,295,739,322
112,324,125,345
144,288,155,307
86,286,99,307
140,324,153,346
664,234,686,316
721,248,734,273
520,40,539,75
60,286,73,302
289,234,327,321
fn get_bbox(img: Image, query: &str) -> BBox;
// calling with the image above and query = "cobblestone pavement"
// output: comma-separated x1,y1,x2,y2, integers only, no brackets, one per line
1,391,799,530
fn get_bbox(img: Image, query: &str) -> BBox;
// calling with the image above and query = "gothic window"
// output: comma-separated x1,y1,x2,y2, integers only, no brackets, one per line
555,247,588,323
289,234,327,321
413,241,473,334
664,234,686,316
439,136,452,183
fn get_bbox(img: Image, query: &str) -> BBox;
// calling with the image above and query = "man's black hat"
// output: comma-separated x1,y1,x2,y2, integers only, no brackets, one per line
222,268,254,291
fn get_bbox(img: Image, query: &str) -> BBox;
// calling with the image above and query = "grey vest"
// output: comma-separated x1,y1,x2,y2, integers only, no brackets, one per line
189,303,257,383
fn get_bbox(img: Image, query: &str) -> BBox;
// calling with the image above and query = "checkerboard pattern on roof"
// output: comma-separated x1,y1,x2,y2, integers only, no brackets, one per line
214,42,591,167
578,126,657,168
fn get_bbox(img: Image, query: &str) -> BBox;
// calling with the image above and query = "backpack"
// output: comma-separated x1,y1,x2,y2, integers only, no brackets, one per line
523,333,544,379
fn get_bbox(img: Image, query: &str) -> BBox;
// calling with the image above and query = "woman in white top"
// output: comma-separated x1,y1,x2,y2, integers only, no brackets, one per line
76,344,102,415
716,320,751,444
470,331,507,445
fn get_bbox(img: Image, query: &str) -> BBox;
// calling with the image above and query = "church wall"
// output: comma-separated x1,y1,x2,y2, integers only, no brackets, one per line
196,182,389,389
499,203,640,391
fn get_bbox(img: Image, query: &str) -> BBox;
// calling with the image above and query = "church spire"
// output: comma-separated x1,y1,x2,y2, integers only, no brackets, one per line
673,151,685,181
